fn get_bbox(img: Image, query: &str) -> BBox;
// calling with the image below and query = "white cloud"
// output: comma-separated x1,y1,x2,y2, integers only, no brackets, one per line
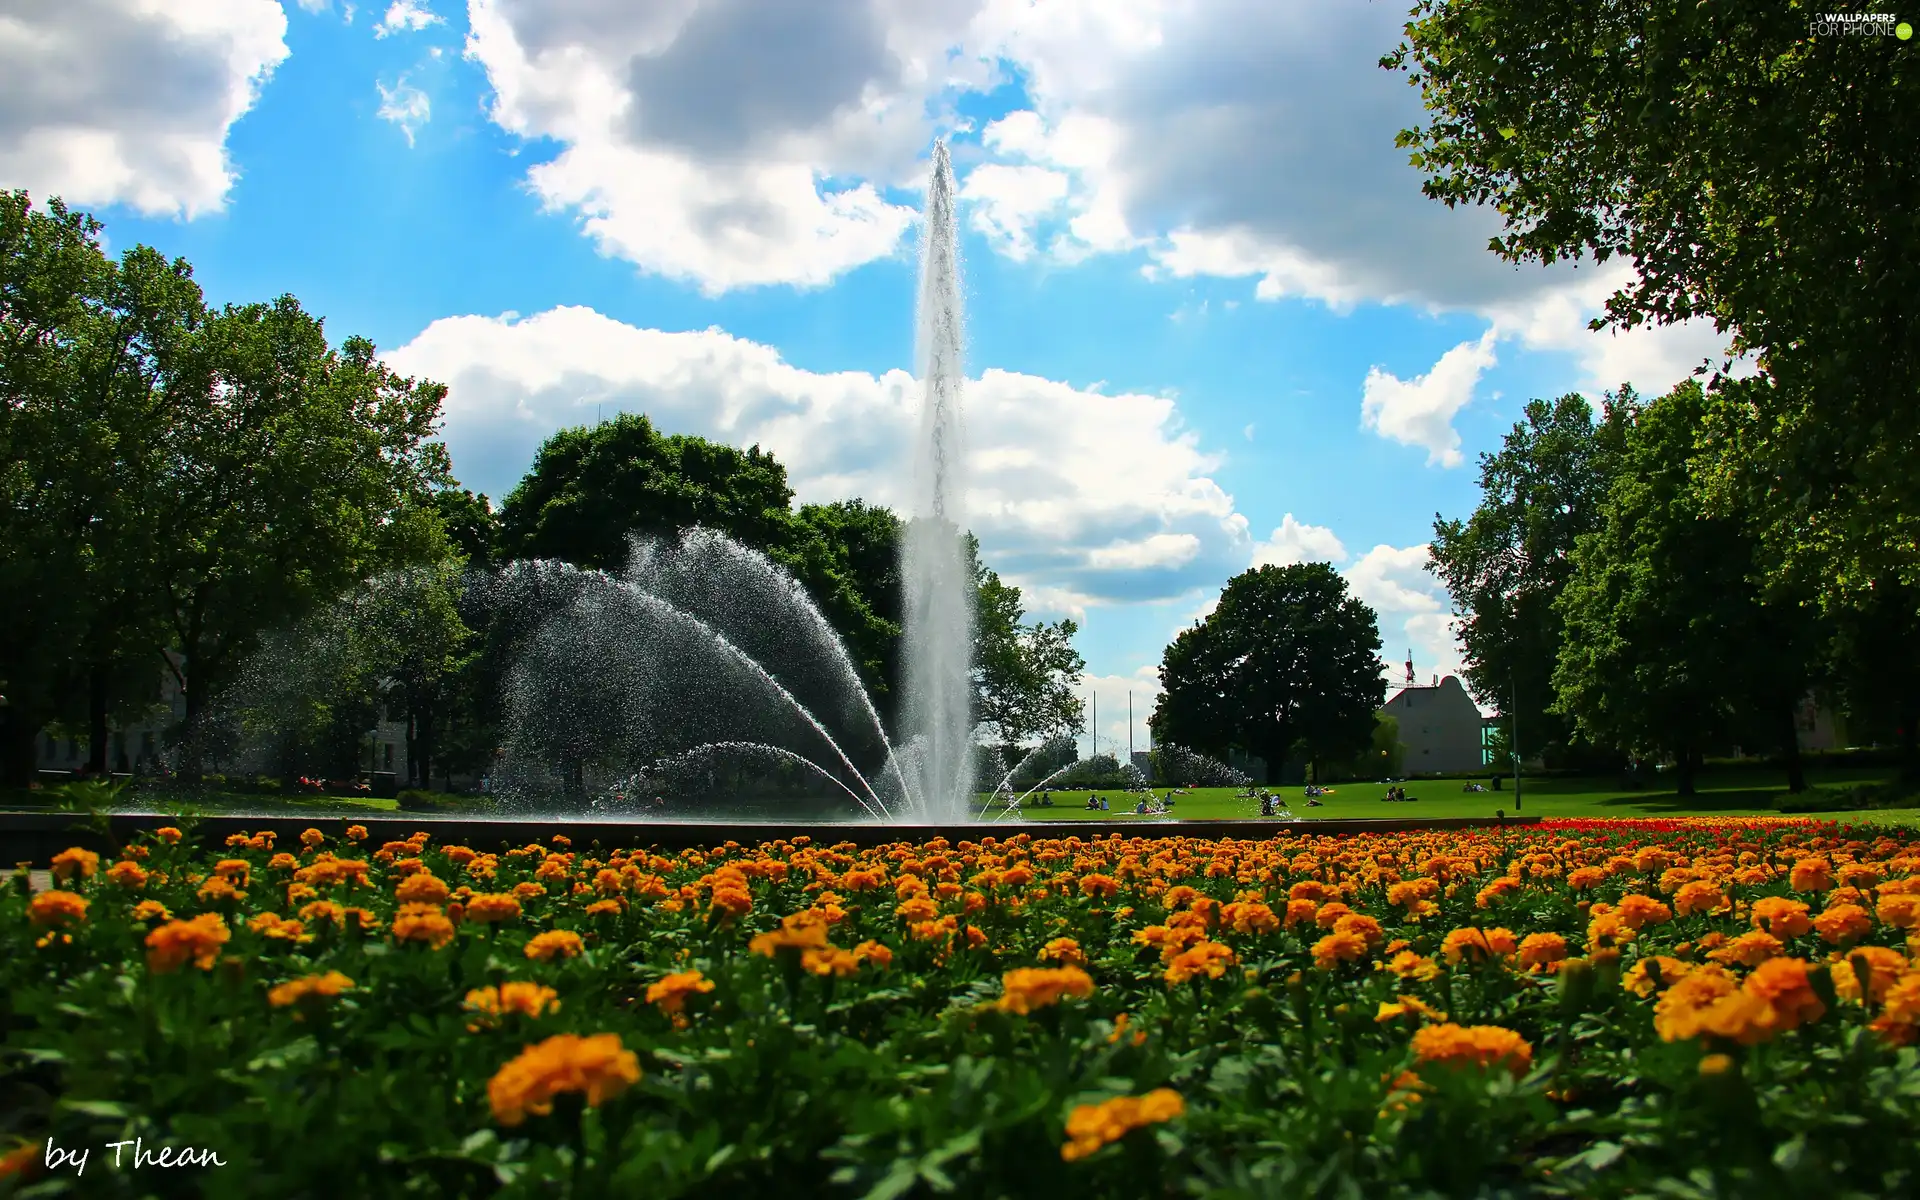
1080,666,1163,763
1251,513,1346,568
386,305,1249,608
1242,423,1254,441
376,76,431,146
0,0,289,218
1341,541,1477,701
461,0,995,293
375,1,441,37
958,162,1068,261
1360,330,1497,467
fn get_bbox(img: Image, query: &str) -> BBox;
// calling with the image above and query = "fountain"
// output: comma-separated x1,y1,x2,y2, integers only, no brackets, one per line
479,141,980,823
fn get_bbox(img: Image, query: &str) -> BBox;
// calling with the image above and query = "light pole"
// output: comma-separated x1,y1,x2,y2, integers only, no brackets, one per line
1512,677,1522,810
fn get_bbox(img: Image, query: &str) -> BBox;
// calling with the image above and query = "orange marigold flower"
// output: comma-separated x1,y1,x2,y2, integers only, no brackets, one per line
196,874,246,903
894,896,940,922
1312,931,1369,970
300,828,325,848
1565,867,1607,891
853,940,893,969
145,913,230,973
1060,1089,1184,1162
267,970,354,1011
1165,940,1237,985
1751,896,1813,938
1313,902,1353,929
1282,898,1319,929
513,882,548,900
644,970,713,1017
396,873,452,905
1334,913,1385,948
1385,950,1440,982
1516,932,1569,971
487,1034,640,1127
50,847,99,881
466,982,562,1024
1812,903,1872,946
1039,937,1087,966
155,827,183,844
1870,973,1920,1044
28,890,89,928
801,946,862,977
1615,894,1672,930
1673,880,1730,917
1376,995,1449,1025
267,853,298,871
1743,957,1826,1030
1707,931,1783,968
106,860,148,889
584,899,623,917
996,966,1094,1014
345,824,369,842
1833,946,1908,1005
465,893,524,924
1876,893,1920,929
1790,858,1834,893
524,929,585,962
750,910,834,956
1623,955,1698,997
1410,1023,1532,1076
1441,927,1493,965
1078,874,1120,899
132,899,171,922
1475,878,1520,908
392,903,456,950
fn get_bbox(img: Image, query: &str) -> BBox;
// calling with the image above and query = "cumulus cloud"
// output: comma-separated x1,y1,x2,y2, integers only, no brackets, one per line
376,76,431,146
1360,330,1497,467
1341,541,1473,696
375,0,442,38
1251,513,1347,569
0,0,290,218
461,0,993,293
385,305,1249,609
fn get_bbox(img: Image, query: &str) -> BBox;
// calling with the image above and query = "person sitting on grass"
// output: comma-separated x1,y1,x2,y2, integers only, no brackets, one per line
1086,794,1099,811
1135,797,1149,815
1261,794,1276,817
1100,796,1110,812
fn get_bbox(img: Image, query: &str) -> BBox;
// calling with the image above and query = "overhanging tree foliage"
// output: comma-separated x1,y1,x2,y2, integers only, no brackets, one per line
1385,1,1920,606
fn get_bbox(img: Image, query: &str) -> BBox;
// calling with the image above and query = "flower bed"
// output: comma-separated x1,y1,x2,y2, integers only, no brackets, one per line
4,818,1920,1195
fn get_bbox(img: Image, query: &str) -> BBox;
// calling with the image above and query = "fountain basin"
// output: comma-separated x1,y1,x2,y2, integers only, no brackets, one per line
0,810,1540,864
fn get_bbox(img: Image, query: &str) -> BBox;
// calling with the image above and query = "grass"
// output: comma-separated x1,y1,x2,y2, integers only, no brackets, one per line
1004,764,1915,826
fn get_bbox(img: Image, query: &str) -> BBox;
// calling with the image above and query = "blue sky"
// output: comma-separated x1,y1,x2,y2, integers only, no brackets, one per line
3,0,1736,757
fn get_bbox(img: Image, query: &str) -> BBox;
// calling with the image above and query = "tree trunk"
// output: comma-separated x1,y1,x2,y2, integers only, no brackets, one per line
1901,705,1919,785
414,698,437,796
1779,703,1807,793
405,708,419,789
176,613,206,783
1675,743,1697,796
0,707,41,788
87,664,110,775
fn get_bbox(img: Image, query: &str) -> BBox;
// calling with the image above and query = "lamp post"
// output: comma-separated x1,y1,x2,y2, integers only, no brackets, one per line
1512,677,1522,811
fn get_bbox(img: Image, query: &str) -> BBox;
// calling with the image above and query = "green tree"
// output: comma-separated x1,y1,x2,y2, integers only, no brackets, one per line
787,500,903,715
0,194,205,784
967,534,1086,751
1552,382,1824,794
499,414,796,573
1384,1,1920,607
1826,583,1920,784
358,560,475,791
1427,392,1632,768
433,488,500,571
1151,563,1385,781
151,298,453,776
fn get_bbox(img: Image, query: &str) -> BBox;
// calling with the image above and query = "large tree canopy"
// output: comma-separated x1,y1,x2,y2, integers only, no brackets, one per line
1552,382,1825,794
1386,3,1920,604
1428,392,1631,766
499,414,796,573
1152,563,1385,781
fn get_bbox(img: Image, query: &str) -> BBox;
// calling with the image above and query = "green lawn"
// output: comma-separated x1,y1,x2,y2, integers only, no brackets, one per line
999,765,1912,825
